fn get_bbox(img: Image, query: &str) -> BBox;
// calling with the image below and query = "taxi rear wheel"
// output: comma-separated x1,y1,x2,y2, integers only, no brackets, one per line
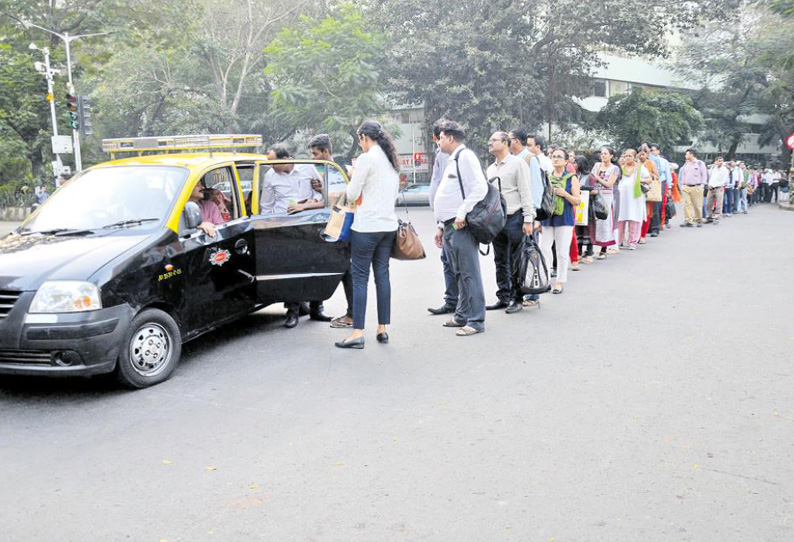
116,309,182,389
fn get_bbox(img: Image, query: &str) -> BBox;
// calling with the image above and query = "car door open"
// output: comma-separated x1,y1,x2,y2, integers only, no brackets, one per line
250,160,351,305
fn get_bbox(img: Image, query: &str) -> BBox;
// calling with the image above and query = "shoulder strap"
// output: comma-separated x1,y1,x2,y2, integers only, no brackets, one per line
454,152,465,200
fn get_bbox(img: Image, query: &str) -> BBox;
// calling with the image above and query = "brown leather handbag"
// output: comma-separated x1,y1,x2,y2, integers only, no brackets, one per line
391,219,425,260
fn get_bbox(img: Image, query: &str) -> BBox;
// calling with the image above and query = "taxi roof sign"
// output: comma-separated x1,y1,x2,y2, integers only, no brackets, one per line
101,134,263,156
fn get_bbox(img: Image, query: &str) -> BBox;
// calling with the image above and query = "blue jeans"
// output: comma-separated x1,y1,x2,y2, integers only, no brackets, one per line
350,230,396,330
443,224,485,330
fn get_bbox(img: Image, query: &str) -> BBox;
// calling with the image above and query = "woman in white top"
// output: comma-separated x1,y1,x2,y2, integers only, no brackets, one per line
616,149,651,250
335,121,400,349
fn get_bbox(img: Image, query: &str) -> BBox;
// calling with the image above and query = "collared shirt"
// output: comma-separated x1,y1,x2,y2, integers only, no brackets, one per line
762,172,774,184
486,153,534,222
655,154,673,187
679,159,708,186
428,146,449,211
708,165,730,188
433,144,488,223
260,164,322,214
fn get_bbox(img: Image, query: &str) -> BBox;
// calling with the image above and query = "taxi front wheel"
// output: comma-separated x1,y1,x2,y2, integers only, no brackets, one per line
116,308,182,389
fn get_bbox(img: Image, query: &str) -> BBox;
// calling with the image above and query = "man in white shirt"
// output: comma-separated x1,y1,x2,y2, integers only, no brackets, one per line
427,119,457,316
433,120,488,336
485,131,534,314
706,156,730,223
260,145,323,215
522,133,550,306
262,145,327,328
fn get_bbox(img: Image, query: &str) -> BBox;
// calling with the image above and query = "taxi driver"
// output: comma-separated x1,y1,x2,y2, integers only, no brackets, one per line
188,180,225,236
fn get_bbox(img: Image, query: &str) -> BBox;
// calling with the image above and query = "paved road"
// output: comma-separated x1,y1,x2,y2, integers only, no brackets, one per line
1,205,793,541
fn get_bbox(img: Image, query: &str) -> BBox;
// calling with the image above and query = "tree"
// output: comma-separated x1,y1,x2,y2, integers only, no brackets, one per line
596,88,704,152
264,4,385,160
361,0,740,157
676,3,794,167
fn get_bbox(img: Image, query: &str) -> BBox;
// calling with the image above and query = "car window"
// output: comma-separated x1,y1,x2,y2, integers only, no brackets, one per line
235,165,255,215
255,161,330,215
21,165,187,233
202,166,240,221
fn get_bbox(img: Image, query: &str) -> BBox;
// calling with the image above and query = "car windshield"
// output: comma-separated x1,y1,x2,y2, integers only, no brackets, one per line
22,166,188,233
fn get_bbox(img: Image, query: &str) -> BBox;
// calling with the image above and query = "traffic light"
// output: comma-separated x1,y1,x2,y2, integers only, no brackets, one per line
64,93,79,130
78,95,93,137
413,152,421,167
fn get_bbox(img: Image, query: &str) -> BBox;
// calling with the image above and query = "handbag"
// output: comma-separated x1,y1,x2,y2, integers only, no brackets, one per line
321,192,355,242
665,197,676,219
391,219,426,260
592,191,608,220
646,179,662,202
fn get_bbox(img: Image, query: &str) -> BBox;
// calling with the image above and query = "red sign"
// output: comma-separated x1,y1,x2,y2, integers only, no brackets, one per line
786,132,794,150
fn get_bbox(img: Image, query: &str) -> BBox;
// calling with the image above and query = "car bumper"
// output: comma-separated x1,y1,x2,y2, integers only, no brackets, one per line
0,298,134,377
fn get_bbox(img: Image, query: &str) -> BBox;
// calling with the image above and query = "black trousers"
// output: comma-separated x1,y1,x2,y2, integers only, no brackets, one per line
492,212,525,303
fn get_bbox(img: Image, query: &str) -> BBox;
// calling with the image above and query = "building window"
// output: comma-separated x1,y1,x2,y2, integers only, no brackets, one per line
593,80,607,98
610,80,628,96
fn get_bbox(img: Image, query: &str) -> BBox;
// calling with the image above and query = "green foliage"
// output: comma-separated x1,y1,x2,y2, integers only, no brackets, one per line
264,4,384,158
596,88,704,152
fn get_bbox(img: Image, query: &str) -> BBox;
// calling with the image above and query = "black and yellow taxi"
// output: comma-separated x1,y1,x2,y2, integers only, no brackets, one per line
0,134,351,388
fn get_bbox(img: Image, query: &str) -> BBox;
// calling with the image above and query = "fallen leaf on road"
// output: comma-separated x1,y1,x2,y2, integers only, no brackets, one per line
162,460,173,465
250,483,260,490
693,464,700,470
205,466,217,471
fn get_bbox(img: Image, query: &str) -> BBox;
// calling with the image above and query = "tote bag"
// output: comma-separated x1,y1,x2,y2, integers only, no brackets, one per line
322,193,355,242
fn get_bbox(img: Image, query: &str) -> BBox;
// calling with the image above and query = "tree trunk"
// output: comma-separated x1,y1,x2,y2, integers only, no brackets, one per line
345,129,360,164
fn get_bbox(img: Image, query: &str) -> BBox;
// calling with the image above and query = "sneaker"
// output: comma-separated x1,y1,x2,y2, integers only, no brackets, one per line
680,223,693,228
629,245,637,250
696,222,703,228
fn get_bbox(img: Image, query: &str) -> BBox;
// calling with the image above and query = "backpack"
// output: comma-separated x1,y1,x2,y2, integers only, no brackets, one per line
454,152,506,245
518,234,551,295
533,160,554,221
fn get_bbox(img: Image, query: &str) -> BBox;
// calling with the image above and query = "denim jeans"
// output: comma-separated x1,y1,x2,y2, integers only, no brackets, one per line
492,212,525,303
444,224,485,330
350,230,396,330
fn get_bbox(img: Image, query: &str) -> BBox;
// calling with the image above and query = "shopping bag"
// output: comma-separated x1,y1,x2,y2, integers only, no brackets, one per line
574,192,590,226
322,193,355,242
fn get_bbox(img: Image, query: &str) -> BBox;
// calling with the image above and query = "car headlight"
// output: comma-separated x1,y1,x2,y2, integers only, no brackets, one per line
29,281,102,314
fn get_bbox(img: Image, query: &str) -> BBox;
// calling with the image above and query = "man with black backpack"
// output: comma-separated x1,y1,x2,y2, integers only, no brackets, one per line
485,131,535,314
433,121,488,337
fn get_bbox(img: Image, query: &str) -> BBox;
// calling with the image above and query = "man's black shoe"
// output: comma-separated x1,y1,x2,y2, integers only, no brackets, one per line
428,304,456,315
680,223,693,228
650,231,659,237
505,300,523,314
696,222,703,228
284,311,299,329
486,300,509,311
310,309,332,322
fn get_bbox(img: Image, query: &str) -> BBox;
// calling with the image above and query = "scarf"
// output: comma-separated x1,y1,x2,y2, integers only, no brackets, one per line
548,171,571,216
622,164,642,199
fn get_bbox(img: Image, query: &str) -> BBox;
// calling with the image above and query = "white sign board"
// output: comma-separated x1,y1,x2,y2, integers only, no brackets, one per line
52,135,73,154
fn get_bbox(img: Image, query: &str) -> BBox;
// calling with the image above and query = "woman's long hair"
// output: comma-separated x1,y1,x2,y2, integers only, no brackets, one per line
357,120,399,172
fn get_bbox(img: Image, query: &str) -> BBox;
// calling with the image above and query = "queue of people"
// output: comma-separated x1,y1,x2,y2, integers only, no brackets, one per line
232,119,786,349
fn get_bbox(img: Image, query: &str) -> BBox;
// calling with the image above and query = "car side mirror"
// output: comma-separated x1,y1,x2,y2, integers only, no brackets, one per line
183,201,202,230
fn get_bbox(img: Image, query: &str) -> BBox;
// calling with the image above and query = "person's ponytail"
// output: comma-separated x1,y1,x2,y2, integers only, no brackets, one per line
357,120,400,172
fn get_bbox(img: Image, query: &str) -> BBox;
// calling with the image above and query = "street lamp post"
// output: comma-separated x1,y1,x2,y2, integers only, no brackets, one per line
15,17,108,172
29,42,62,173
